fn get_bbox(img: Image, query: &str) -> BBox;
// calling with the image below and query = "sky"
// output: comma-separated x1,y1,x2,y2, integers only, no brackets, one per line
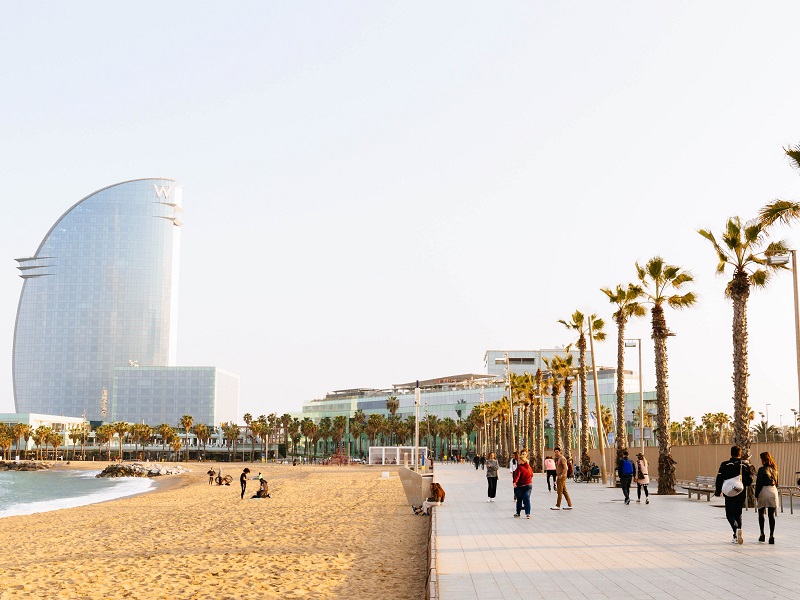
1,2,800,428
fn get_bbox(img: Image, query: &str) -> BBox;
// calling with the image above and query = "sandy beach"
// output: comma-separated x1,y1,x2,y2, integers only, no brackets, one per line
0,462,428,600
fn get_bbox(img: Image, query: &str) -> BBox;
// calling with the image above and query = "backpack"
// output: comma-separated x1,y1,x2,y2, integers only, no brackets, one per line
621,459,634,476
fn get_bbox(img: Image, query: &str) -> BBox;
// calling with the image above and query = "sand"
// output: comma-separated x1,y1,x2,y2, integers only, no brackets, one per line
0,462,428,600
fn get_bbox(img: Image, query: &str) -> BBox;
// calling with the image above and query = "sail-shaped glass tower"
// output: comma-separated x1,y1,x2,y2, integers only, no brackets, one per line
13,178,182,421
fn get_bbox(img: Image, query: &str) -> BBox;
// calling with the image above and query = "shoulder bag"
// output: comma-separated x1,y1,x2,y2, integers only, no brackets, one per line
721,461,744,497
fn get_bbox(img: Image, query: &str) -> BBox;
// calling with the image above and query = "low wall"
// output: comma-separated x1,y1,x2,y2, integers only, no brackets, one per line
585,442,800,487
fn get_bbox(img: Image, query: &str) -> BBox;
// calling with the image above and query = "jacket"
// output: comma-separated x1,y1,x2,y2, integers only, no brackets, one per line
512,461,533,487
714,458,753,496
755,465,778,499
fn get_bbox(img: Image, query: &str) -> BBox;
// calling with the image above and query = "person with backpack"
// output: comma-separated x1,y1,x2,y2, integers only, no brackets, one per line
617,450,635,505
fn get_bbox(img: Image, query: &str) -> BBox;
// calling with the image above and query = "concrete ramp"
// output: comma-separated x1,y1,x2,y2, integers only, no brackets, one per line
399,466,433,507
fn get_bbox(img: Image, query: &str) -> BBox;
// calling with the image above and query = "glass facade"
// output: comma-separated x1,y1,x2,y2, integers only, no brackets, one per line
111,367,240,427
13,179,182,421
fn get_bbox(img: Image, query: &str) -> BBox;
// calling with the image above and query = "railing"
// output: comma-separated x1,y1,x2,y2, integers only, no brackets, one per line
778,486,800,514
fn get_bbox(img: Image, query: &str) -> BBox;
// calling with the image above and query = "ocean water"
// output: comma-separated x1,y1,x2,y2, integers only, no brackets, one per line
0,468,155,518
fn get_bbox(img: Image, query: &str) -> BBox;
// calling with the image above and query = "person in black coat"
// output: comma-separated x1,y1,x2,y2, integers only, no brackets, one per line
714,446,753,544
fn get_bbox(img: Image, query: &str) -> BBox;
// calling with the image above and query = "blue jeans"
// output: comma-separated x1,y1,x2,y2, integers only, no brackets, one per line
515,485,532,516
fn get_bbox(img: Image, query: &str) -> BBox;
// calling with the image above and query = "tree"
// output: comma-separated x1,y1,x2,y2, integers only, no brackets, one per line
352,410,367,456
366,414,383,449
699,216,787,455
279,414,292,458
301,418,318,460
156,423,174,461
95,424,113,461
179,415,194,462
601,284,645,462
636,256,697,494
559,312,607,472
13,423,31,460
243,413,253,462
0,425,12,460
318,417,332,456
386,396,399,444
542,355,566,454
48,430,63,460
193,423,209,460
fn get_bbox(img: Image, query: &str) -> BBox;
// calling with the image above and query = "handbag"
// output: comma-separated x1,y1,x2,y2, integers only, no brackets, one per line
721,462,744,497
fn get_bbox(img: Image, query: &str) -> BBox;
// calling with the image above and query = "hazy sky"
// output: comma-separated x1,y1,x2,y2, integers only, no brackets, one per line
2,2,800,428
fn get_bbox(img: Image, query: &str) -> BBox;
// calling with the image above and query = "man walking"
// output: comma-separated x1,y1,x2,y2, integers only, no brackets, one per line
550,447,573,510
617,450,634,505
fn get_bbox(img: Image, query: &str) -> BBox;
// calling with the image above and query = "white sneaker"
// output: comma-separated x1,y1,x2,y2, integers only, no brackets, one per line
563,506,573,510
486,499,491,503
737,529,743,545
732,534,738,544
550,506,560,510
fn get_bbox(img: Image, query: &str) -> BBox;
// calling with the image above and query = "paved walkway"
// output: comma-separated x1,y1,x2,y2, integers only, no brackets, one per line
432,463,800,600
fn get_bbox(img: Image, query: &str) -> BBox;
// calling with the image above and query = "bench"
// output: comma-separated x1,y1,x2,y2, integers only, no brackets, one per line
682,476,716,501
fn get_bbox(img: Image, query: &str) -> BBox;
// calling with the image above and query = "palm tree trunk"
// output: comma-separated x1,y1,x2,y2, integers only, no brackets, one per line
652,304,676,494
552,393,561,451
578,337,591,474
614,316,628,462
563,379,573,465
730,281,751,453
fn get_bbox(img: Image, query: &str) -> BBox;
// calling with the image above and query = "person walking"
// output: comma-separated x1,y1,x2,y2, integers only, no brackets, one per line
544,455,556,492
714,445,753,544
473,454,480,470
485,452,499,502
509,451,519,501
755,451,779,544
239,467,250,499
617,450,634,505
480,454,486,470
512,451,533,519
551,447,573,510
634,452,650,504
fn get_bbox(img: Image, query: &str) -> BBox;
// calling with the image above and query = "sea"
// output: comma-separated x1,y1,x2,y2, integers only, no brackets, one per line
0,468,155,518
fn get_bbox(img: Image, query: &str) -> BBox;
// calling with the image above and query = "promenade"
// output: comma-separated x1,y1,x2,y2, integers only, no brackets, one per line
432,463,800,600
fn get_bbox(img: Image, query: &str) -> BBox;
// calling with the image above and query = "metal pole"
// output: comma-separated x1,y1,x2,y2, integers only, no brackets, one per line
792,249,800,423
638,339,644,453
505,353,516,454
588,319,608,484
414,380,420,472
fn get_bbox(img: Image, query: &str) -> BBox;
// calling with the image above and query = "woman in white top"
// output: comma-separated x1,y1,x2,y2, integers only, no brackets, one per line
509,451,518,502
635,452,650,504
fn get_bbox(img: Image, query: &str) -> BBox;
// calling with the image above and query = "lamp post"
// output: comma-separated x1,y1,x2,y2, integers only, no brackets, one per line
792,408,798,442
625,339,644,452
767,249,800,429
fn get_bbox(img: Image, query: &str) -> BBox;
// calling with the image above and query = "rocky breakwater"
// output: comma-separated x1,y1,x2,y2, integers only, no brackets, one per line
0,460,51,471
96,462,190,478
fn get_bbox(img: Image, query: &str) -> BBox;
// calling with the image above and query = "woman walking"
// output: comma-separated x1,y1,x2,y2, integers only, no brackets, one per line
544,455,556,492
635,452,650,504
485,452,499,502
714,446,753,544
512,451,533,519
755,451,779,544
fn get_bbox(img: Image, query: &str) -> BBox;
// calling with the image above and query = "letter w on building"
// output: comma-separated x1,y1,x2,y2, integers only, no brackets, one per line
153,184,172,199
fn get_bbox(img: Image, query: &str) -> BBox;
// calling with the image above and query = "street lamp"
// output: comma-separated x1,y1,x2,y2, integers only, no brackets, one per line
791,408,798,441
766,250,800,427
625,339,644,453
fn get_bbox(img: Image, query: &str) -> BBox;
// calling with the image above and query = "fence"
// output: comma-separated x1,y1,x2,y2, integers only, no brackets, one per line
585,442,800,487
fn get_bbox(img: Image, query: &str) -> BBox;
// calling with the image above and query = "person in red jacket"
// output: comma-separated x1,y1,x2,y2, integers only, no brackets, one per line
512,450,534,519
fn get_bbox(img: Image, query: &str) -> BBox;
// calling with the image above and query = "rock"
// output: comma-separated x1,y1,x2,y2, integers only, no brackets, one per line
95,462,189,478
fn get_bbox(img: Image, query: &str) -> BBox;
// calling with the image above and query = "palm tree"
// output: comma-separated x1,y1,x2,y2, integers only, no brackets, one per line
542,355,567,453
0,425,13,460
559,312,606,472
601,284,645,462
277,414,292,458
751,420,780,442
301,418,318,460
48,430,63,460
95,424,113,461
179,415,193,462
13,423,32,460
636,256,697,494
193,423,209,460
243,413,253,462
440,417,456,458
111,422,129,461
318,417,332,455
699,217,788,454
156,423,174,460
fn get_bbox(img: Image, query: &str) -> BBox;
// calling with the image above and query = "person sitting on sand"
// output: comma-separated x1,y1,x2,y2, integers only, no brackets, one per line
251,477,271,499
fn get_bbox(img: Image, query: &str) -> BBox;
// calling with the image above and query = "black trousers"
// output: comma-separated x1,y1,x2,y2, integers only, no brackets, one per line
724,493,746,532
487,476,498,498
620,475,632,501
546,470,556,490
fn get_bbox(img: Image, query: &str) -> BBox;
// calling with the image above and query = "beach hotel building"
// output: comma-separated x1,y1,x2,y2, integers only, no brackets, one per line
299,349,657,454
12,179,238,426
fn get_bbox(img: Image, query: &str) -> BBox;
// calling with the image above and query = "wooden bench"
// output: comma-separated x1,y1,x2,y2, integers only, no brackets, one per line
682,476,716,501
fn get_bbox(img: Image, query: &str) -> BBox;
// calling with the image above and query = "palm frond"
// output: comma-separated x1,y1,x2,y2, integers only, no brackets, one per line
758,200,800,228
671,272,694,287
750,269,769,288
786,144,800,172
667,292,697,309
